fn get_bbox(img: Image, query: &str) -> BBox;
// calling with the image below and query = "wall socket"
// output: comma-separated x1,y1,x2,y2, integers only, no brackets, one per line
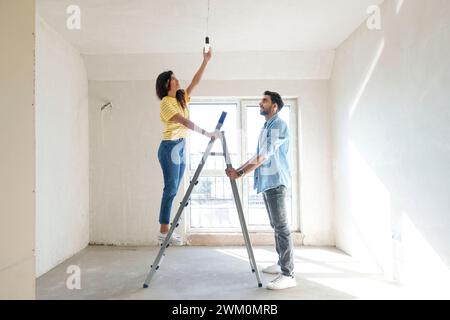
392,233,402,242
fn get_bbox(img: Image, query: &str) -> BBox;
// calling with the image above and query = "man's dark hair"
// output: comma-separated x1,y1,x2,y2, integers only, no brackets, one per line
264,91,284,112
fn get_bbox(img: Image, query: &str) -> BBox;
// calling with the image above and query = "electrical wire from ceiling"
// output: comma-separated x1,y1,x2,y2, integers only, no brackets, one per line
205,0,211,53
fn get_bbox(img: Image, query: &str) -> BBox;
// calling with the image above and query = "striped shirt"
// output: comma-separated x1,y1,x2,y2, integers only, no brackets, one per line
160,91,190,140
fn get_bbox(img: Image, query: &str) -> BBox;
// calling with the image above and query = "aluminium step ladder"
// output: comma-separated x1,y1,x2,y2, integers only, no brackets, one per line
143,111,262,288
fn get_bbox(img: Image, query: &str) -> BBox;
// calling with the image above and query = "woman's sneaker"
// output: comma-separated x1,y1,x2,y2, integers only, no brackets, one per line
266,274,297,290
158,231,184,246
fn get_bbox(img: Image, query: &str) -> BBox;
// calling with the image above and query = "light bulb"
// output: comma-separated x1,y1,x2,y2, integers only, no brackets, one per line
204,36,210,53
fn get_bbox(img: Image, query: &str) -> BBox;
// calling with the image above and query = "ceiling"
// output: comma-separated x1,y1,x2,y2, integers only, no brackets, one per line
37,0,384,55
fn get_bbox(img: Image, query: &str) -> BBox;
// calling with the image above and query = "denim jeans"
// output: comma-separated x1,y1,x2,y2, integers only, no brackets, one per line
262,185,294,276
158,138,186,225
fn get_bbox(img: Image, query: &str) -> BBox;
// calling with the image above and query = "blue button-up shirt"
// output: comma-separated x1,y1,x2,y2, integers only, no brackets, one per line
254,114,291,194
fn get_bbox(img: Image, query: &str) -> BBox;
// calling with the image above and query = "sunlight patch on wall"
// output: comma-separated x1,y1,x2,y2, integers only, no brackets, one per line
348,141,394,279
349,38,385,119
396,0,405,15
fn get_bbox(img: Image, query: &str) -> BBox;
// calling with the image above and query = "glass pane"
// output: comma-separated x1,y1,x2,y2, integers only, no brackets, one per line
189,176,240,228
188,103,239,171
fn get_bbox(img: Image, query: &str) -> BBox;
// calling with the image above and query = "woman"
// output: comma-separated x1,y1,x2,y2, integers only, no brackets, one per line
156,48,215,245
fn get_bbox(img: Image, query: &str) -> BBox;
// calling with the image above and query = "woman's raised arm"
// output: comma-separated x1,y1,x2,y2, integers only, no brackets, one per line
186,48,212,97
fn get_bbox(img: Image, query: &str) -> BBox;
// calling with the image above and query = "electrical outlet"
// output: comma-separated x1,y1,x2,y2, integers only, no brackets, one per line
392,233,402,242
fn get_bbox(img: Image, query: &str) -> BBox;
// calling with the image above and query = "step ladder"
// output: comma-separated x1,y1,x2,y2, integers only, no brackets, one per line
143,112,262,288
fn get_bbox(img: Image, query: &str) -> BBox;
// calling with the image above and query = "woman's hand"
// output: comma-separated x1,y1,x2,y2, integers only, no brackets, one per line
203,47,212,63
205,130,219,140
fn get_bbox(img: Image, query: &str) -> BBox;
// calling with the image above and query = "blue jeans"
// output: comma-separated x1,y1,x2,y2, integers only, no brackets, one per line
158,139,186,225
262,185,294,276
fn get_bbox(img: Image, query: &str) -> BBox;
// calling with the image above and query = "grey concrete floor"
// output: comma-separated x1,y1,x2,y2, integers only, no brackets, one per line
37,245,410,300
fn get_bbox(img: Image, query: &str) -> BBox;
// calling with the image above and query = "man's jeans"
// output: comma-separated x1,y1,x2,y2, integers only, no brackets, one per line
262,185,294,276
158,138,186,225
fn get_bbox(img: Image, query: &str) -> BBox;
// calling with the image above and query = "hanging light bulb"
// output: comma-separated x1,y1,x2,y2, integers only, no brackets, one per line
204,36,210,53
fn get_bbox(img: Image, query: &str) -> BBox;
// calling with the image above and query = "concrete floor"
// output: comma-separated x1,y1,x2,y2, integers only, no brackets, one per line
37,245,415,300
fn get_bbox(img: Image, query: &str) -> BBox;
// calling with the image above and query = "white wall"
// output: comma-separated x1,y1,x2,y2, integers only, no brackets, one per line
89,80,333,246
35,17,89,277
0,0,36,299
330,0,450,290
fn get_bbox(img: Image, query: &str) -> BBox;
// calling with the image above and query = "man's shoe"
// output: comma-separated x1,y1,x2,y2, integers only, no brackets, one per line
266,274,297,290
262,263,282,274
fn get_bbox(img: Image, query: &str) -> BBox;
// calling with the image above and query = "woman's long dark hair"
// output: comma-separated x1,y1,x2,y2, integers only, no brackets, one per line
156,71,186,108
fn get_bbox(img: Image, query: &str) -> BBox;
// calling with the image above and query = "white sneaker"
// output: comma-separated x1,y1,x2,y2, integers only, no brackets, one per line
158,231,184,246
266,274,297,290
262,263,282,274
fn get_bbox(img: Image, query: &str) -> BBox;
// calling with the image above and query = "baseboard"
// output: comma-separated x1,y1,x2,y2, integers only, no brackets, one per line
186,232,304,246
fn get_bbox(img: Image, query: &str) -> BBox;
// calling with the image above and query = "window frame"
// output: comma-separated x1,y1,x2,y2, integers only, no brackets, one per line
185,97,300,234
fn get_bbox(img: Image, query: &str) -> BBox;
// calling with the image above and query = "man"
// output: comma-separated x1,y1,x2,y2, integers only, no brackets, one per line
225,91,295,290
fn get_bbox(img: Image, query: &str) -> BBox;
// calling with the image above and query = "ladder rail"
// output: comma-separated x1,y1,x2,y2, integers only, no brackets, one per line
220,131,263,287
143,136,218,287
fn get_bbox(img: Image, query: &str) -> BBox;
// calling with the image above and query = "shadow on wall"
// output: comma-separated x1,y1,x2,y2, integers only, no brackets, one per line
335,0,450,292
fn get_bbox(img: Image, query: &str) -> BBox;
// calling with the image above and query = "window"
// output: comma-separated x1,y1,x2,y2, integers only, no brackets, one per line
186,98,299,233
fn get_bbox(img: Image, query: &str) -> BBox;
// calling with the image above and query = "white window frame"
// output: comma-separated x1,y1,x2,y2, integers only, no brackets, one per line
185,97,300,234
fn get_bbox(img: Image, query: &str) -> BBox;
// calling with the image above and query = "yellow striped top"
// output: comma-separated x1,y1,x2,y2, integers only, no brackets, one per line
160,91,190,140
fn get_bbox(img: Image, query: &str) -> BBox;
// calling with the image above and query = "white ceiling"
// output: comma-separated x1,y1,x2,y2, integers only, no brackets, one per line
37,0,384,55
